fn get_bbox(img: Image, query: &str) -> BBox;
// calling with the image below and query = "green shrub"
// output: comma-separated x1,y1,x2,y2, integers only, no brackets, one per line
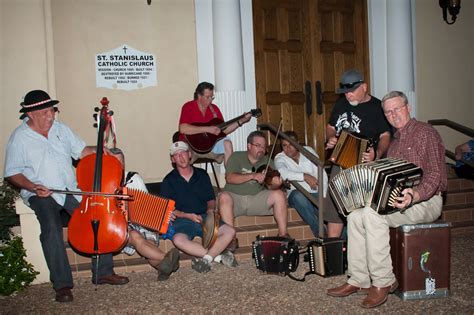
0,180,20,241
0,236,39,295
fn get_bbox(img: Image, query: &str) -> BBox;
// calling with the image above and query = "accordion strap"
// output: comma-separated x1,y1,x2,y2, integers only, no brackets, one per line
288,270,314,282
286,246,312,282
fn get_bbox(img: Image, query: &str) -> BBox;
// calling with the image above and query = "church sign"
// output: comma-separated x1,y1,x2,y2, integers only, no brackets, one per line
95,44,157,90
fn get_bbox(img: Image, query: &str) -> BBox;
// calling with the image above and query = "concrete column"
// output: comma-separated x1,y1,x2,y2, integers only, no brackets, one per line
368,0,417,116
212,0,244,91
195,0,215,84
386,0,414,92
194,0,257,162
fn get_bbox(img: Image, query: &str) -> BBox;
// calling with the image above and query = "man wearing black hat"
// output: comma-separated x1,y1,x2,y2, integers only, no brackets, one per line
4,90,129,303
326,69,391,162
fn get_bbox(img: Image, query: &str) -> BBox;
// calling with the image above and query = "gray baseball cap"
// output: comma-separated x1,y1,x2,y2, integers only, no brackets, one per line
337,69,364,94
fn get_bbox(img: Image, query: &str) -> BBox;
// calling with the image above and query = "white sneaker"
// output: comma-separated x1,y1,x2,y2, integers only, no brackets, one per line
191,257,212,273
220,250,238,267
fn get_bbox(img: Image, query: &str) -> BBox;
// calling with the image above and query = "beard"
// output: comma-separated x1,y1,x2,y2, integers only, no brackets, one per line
348,100,359,106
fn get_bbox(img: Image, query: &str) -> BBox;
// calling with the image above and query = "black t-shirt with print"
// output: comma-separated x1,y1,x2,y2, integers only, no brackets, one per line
328,95,391,142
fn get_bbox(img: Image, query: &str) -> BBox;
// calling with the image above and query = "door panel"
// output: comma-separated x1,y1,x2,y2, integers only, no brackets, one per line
254,0,311,147
253,0,370,160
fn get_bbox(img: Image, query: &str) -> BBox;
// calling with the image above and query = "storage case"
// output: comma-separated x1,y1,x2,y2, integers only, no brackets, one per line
389,221,451,300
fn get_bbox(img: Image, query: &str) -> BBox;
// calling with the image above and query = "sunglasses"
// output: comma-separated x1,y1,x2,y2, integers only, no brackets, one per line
339,80,363,90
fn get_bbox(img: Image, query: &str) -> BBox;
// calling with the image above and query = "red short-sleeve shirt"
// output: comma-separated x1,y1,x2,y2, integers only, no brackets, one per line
179,100,224,124
178,100,224,141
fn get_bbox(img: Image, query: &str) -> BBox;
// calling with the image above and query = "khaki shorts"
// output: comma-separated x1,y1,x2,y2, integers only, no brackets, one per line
228,190,273,217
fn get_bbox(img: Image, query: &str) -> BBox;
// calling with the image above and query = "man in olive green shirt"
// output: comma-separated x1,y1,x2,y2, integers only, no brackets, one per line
218,131,289,237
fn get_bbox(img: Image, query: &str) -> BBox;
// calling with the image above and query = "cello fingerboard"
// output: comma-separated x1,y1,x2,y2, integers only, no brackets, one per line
126,188,175,234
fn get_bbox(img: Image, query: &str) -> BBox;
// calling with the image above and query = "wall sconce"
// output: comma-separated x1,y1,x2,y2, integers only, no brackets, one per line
439,0,461,25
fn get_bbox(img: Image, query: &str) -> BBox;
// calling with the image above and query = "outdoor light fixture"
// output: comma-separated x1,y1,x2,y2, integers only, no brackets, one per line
439,0,461,25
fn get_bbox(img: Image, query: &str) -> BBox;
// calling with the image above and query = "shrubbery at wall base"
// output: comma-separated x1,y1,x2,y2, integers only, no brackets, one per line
0,236,39,296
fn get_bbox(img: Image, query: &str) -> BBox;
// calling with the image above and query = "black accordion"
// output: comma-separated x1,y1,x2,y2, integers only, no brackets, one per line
329,158,423,216
252,236,299,276
304,238,347,277
329,130,371,169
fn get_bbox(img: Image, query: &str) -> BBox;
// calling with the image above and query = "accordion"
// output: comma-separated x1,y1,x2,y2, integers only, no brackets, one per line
304,238,347,277
252,236,299,276
329,130,371,169
123,187,175,234
329,158,423,216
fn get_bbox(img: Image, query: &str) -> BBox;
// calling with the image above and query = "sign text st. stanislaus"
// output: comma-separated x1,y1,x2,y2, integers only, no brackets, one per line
95,44,157,91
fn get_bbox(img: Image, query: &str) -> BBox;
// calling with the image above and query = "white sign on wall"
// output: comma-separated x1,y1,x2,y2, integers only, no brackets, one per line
95,44,157,90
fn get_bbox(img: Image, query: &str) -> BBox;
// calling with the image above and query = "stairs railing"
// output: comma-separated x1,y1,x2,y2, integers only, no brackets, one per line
428,119,474,168
257,123,327,238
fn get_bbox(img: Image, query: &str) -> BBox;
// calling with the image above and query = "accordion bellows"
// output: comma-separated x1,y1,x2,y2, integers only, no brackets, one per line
330,130,370,169
125,188,175,234
329,158,423,216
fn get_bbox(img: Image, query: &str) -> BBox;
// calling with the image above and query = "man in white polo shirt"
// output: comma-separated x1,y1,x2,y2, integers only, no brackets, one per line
4,90,128,303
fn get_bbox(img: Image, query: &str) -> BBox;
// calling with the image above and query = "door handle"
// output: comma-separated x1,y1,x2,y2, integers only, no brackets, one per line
316,81,322,115
305,80,312,117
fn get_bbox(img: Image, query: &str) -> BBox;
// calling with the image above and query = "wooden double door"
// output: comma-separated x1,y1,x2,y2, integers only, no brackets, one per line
253,0,370,160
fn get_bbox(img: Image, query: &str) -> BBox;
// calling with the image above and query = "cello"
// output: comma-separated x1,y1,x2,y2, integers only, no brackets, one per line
67,97,128,255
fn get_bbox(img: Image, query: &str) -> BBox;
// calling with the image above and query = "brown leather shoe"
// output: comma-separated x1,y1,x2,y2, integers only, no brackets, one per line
327,283,370,297
92,274,129,285
55,287,73,303
361,280,399,308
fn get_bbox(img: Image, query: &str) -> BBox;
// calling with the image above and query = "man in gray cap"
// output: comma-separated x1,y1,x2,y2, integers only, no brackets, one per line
4,90,129,303
324,70,392,238
326,69,391,162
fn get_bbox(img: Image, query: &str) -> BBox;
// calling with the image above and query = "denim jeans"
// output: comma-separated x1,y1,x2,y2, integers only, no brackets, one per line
288,190,321,237
28,195,114,290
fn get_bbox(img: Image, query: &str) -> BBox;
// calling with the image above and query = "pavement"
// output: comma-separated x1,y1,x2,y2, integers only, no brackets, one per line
0,233,473,314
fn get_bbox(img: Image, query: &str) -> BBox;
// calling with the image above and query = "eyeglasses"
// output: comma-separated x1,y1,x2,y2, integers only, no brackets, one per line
250,143,266,150
339,80,363,90
200,94,215,101
384,104,407,116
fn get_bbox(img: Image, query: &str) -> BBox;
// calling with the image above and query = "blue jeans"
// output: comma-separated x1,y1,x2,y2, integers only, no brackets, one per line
288,190,322,238
28,195,114,290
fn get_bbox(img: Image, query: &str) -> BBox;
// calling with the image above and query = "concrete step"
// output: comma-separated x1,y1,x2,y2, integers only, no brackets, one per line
442,170,474,231
450,220,474,235
443,189,474,206
65,209,313,278
442,203,474,224
446,177,474,192
234,208,303,227
71,245,257,279
63,183,474,279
